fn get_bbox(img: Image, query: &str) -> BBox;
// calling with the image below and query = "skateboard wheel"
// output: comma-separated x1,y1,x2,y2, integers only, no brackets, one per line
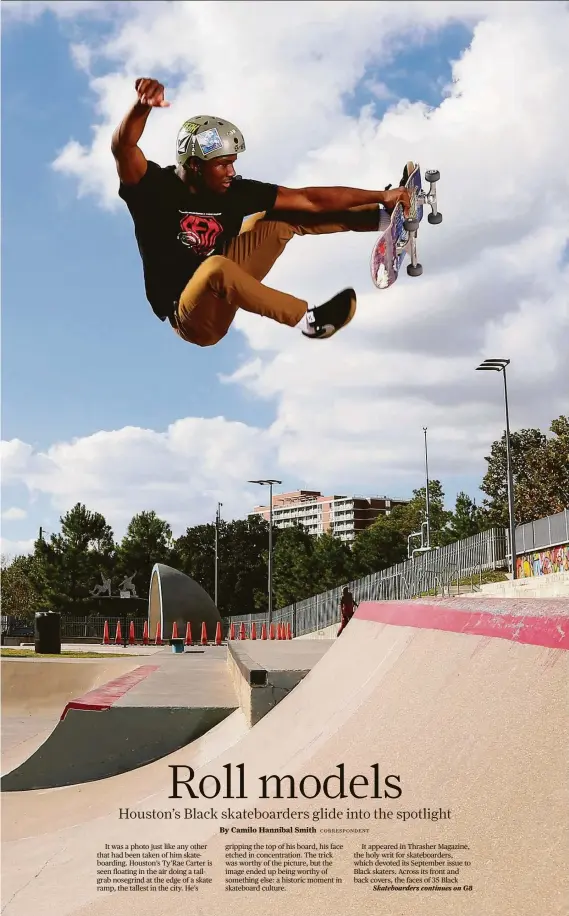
407,263,423,277
425,169,440,182
428,212,443,225
404,218,420,232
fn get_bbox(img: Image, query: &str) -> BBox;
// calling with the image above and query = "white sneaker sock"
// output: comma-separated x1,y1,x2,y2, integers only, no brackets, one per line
299,309,316,335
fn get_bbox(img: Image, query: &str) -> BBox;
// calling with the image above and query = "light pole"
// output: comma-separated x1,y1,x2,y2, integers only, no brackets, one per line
476,358,517,579
214,502,222,607
248,479,282,627
423,427,431,549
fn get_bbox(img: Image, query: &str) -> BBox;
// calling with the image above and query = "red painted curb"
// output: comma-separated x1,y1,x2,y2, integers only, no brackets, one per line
61,665,159,719
355,602,569,650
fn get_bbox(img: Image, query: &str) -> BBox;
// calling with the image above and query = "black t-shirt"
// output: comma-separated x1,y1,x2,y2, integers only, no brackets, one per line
118,161,278,320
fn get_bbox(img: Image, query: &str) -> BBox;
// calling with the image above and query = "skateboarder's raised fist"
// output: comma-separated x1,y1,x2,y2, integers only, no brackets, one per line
135,78,170,108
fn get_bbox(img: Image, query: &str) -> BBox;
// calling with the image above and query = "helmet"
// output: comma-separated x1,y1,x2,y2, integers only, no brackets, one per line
176,116,246,166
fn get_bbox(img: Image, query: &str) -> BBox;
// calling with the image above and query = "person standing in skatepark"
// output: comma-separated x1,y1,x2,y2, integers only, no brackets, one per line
112,78,410,345
337,587,358,636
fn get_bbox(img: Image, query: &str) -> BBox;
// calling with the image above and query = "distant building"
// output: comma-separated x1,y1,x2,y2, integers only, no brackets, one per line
249,490,409,543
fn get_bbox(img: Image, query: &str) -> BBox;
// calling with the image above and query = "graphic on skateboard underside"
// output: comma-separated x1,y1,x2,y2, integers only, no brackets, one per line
371,165,422,290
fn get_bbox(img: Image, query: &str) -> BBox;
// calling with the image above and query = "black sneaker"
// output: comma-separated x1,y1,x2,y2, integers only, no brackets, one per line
302,288,357,339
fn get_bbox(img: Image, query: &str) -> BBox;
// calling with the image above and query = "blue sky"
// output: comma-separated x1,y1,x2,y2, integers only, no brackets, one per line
2,1,567,555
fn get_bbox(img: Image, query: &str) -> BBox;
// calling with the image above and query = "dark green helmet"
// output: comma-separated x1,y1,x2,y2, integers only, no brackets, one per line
176,116,246,166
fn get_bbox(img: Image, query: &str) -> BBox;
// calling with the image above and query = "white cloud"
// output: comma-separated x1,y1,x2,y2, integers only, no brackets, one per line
1,419,279,536
0,538,35,560
6,1,569,537
1,507,27,521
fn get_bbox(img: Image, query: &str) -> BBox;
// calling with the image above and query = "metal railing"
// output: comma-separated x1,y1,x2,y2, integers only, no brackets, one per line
232,527,507,637
514,509,569,555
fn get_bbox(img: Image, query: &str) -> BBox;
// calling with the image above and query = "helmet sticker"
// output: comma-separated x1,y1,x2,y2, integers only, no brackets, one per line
177,134,193,156
177,122,201,158
181,120,200,133
196,128,224,156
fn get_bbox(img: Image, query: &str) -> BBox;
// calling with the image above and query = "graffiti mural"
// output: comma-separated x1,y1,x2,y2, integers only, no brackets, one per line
516,544,569,578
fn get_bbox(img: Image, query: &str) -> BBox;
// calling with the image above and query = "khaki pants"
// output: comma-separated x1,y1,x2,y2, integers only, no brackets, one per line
171,205,380,347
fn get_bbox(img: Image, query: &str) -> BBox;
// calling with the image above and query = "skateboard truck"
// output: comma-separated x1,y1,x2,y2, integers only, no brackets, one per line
402,168,442,277
422,169,442,225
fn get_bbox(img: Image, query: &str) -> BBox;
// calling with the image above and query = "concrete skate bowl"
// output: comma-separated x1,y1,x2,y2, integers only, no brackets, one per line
1,597,567,916
1,657,140,777
148,562,221,641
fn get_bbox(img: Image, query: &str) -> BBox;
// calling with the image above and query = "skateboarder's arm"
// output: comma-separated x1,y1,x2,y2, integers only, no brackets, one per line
274,185,409,213
111,78,169,185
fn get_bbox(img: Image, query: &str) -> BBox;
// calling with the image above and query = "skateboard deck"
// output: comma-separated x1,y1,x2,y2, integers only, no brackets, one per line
371,163,423,290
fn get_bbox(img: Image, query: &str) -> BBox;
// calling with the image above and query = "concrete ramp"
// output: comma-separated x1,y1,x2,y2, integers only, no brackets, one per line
2,655,238,792
1,657,142,775
1,598,567,916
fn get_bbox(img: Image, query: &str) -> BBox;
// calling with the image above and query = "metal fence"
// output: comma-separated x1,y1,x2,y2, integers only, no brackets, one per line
6,511,566,644
60,616,149,641
232,527,507,637
515,509,569,555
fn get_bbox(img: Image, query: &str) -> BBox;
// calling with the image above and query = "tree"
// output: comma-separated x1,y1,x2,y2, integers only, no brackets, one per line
480,417,569,526
0,554,46,619
35,504,116,610
116,510,174,597
272,524,316,608
514,416,569,522
389,480,453,548
441,492,484,544
351,517,407,577
173,514,271,616
312,532,354,592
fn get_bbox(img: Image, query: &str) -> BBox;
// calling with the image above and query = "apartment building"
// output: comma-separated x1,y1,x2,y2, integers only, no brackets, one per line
250,490,408,543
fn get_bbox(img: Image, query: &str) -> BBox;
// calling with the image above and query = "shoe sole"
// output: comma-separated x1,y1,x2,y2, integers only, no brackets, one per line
341,290,357,332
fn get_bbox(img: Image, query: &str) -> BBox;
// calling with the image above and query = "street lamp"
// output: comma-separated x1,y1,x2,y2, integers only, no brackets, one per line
248,479,282,627
423,427,431,549
214,502,222,607
475,358,517,579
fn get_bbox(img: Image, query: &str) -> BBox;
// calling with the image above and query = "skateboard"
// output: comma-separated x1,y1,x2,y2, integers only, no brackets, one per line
370,163,442,290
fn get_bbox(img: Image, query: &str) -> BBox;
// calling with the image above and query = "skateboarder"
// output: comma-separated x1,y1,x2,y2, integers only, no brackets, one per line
112,78,410,346
337,587,358,636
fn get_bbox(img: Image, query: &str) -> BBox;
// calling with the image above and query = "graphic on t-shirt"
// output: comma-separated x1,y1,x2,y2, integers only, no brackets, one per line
178,211,223,257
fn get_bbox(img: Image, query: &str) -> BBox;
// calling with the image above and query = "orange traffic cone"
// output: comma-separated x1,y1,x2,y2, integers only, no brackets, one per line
185,622,192,646
129,620,135,645
155,622,163,646
239,622,246,640
115,621,122,644
261,624,267,640
286,622,292,640
142,620,149,645
103,620,110,645
172,621,178,640
230,622,235,640
215,622,222,646
270,624,276,640
251,622,257,640
201,622,208,646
